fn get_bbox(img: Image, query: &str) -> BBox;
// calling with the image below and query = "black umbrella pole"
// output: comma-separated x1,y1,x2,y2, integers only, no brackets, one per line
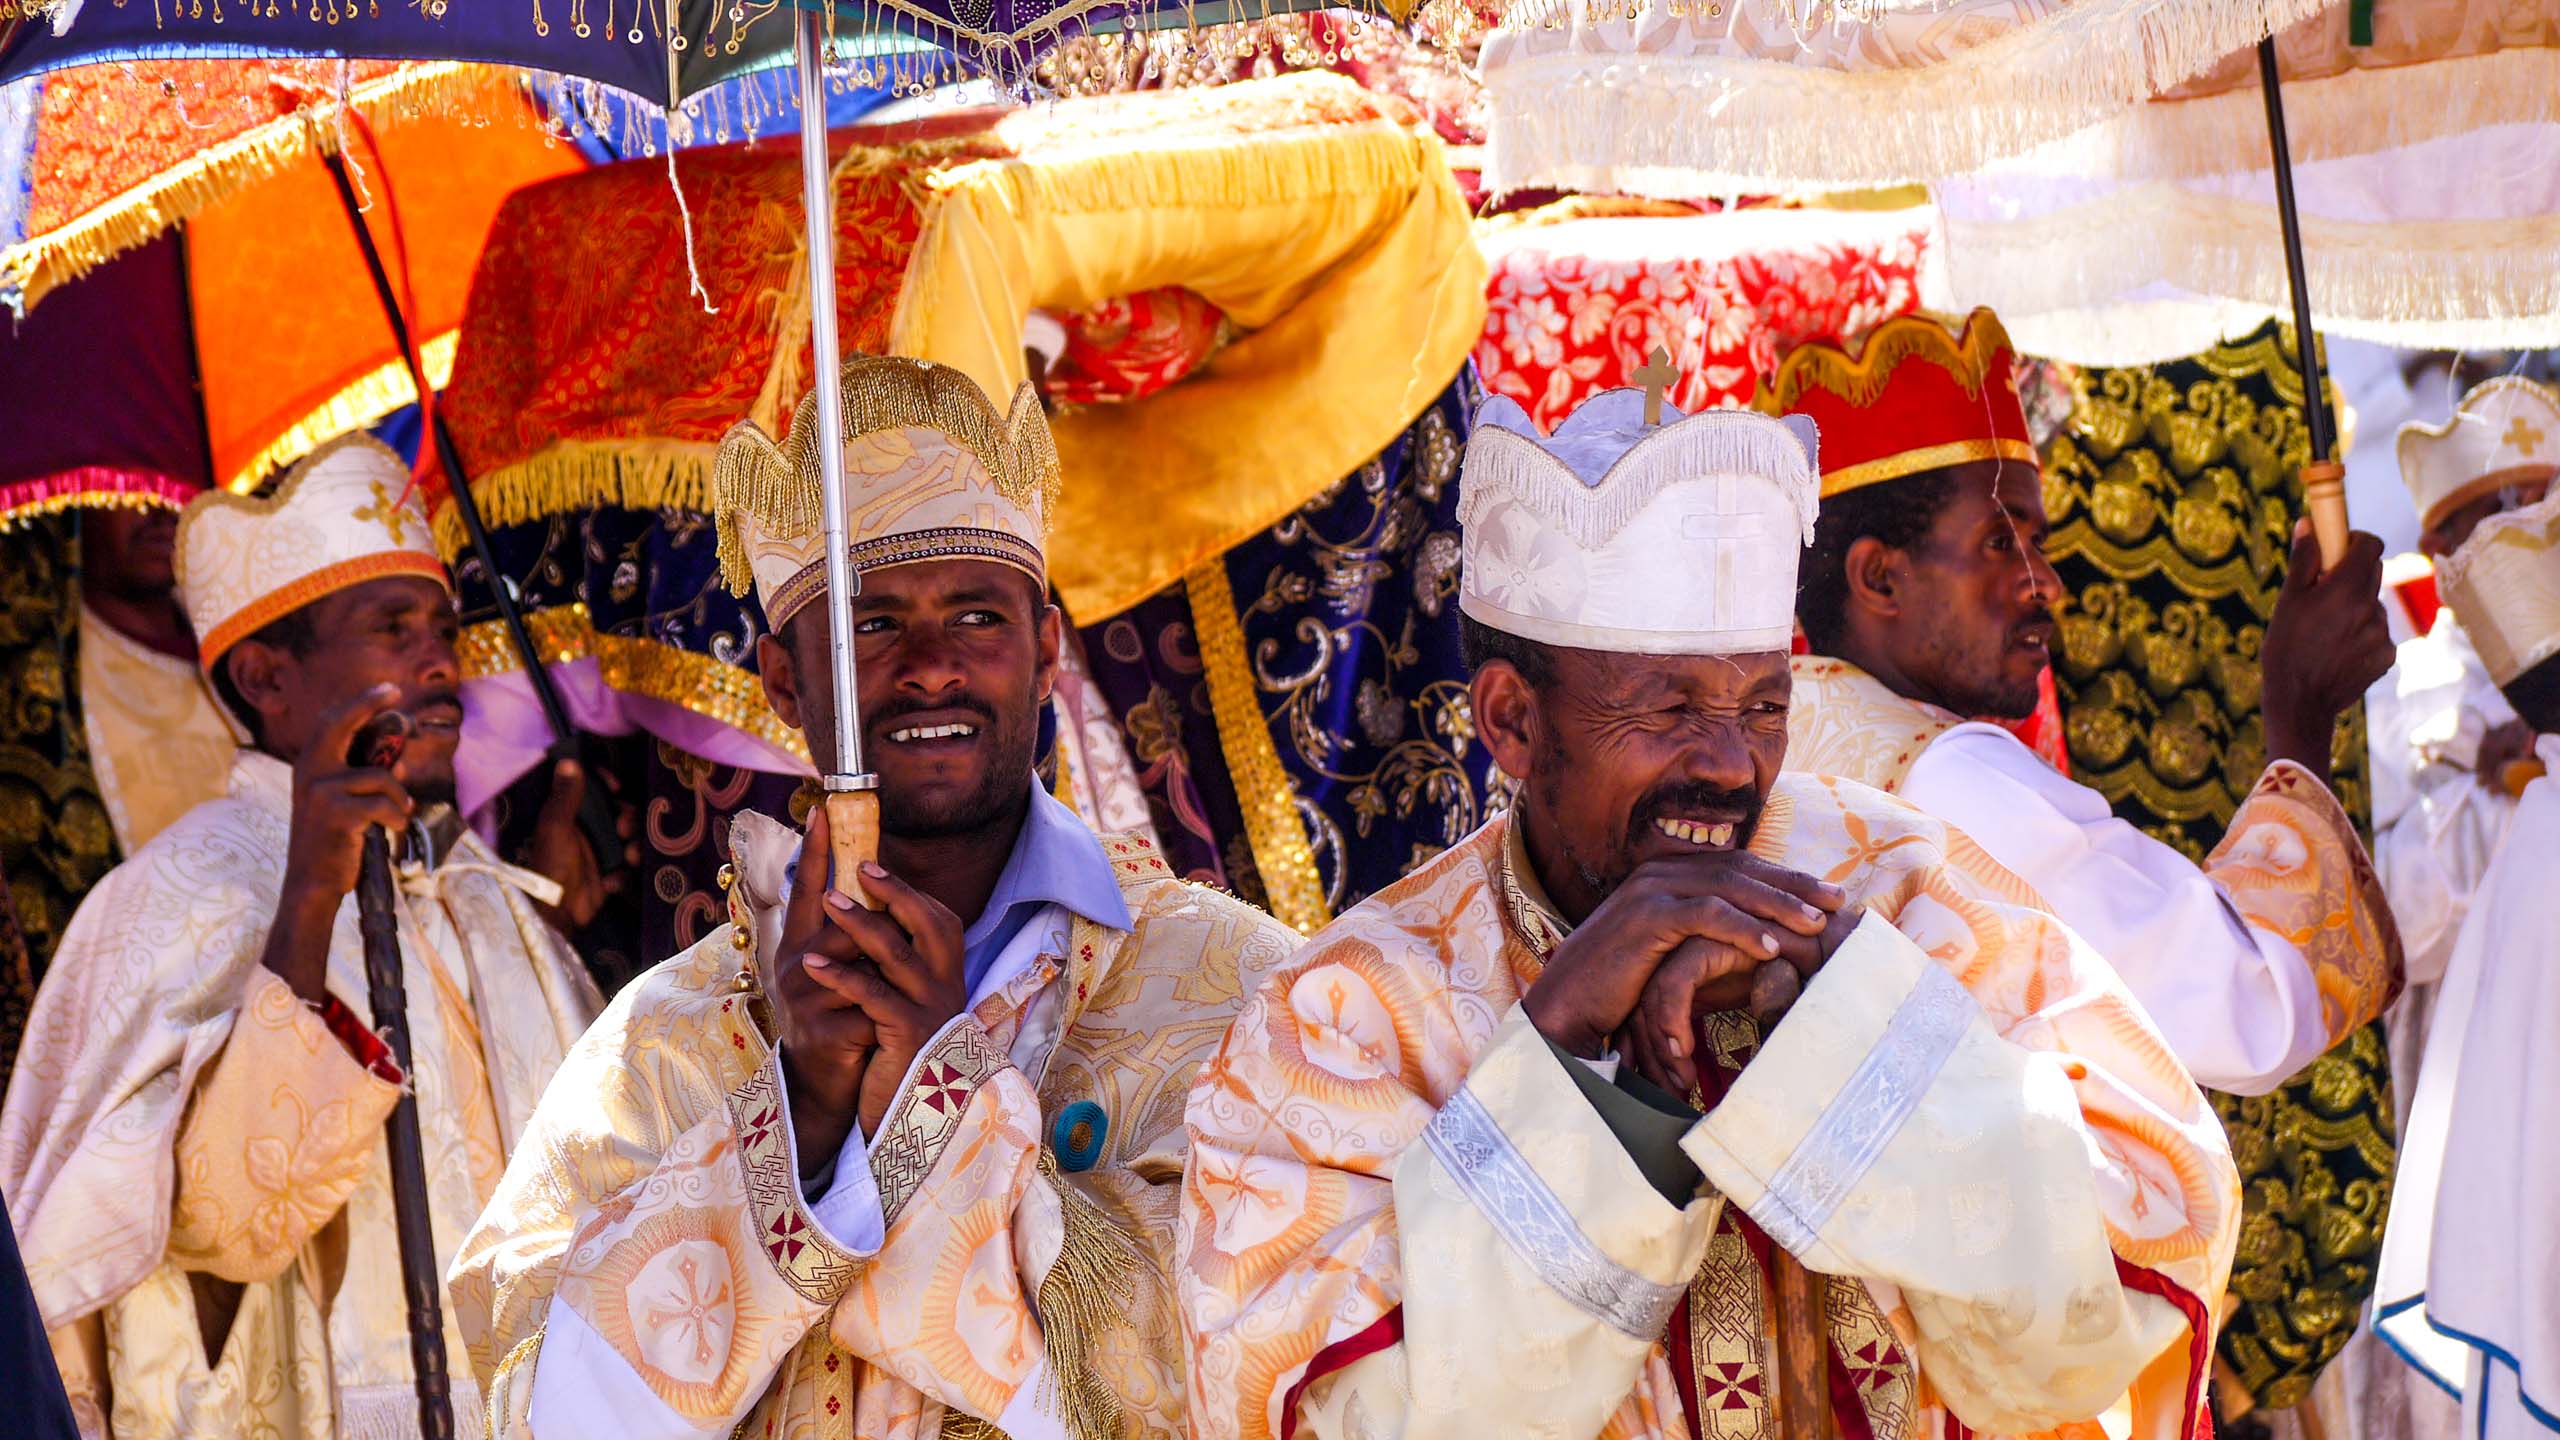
2257,35,2349,568
323,153,622,859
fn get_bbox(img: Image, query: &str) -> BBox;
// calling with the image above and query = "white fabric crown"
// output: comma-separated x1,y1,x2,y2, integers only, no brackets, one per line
2438,489,2560,689
176,434,449,674
2397,376,2560,535
1458,388,1820,655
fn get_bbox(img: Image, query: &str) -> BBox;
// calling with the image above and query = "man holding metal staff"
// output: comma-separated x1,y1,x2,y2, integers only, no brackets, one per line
451,355,1301,1440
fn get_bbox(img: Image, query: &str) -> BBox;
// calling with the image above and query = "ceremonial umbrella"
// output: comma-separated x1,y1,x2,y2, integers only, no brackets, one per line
0,59,580,507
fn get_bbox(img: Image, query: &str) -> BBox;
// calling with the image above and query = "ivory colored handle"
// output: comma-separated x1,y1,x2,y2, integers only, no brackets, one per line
826,789,883,910
2303,460,2350,574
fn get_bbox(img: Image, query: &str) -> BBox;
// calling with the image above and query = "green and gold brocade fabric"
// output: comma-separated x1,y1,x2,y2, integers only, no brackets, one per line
2042,323,2393,1415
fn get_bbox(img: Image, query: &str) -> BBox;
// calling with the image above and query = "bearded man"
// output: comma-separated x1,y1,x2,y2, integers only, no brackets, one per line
1181,387,2241,1440
1772,309,2402,1096
449,357,1301,1440
0,436,603,1438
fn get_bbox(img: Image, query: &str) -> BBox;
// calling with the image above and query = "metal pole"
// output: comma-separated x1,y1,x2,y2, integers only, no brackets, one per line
797,7,870,792
2257,35,2332,464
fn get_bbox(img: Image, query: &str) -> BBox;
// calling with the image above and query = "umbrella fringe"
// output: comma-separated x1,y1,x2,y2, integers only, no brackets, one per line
1478,0,2336,194
227,332,458,495
1,62,524,313
428,440,718,561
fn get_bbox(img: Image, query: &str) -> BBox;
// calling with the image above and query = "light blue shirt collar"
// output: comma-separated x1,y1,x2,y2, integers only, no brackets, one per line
960,783,1131,991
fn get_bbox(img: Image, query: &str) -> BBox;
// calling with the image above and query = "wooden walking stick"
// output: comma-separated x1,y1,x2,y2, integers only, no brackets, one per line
350,710,457,1440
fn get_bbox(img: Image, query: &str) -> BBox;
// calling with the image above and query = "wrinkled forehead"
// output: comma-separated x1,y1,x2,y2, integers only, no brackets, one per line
1552,645,1793,706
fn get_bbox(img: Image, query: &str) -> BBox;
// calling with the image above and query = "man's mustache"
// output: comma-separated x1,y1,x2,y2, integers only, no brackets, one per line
863,695,998,731
1624,779,1763,847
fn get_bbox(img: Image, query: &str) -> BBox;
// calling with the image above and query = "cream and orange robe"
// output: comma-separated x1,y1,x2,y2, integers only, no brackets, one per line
449,810,1300,1440
1785,656,2402,1095
1181,777,2241,1440
75,604,237,853
0,752,600,1439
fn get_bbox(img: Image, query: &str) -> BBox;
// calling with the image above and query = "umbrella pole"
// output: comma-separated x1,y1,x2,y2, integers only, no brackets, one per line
324,153,628,879
322,152,580,749
2256,35,2350,569
797,6,883,898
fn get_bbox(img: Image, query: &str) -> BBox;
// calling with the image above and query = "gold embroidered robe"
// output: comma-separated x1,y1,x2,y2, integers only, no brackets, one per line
0,752,601,1439
1785,655,2402,1094
448,811,1300,1440
1181,777,2242,1440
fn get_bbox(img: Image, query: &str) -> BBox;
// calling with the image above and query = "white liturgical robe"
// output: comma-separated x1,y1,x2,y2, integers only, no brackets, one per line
1786,657,2402,1097
2376,734,2560,1440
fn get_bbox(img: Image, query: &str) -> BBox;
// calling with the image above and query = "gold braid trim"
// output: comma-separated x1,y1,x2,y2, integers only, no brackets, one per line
0,64,525,312
1761,308,2015,414
712,356,1062,597
1033,1149,1144,1440
484,1326,545,1440
230,332,458,494
1185,558,1330,934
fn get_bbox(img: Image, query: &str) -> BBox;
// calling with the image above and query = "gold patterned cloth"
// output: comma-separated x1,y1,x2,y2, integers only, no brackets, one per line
74,606,236,854
1181,787,2242,1440
0,752,600,1439
1786,655,2401,1093
449,810,1300,1439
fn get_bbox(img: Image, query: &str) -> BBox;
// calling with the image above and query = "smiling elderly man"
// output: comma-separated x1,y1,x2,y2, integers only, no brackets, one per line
1180,385,2241,1440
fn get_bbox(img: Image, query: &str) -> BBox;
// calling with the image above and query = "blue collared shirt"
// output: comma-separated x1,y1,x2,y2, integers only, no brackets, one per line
959,782,1131,993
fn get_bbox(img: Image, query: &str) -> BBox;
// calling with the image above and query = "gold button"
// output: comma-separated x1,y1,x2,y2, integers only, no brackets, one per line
717,863,737,891
730,926,753,951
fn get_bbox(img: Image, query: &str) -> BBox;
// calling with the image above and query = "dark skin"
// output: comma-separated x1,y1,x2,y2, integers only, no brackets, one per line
1474,644,1856,1098
80,506,195,661
1827,460,2061,722
225,576,468,1004
2420,476,2550,779
756,558,1063,1172
1831,460,2395,784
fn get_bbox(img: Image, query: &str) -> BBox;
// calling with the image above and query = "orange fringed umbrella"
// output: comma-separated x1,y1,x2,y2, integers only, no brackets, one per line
0,58,583,505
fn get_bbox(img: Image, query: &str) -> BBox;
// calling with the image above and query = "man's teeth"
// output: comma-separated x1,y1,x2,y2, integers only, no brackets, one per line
889,723,978,743
1655,818,1737,847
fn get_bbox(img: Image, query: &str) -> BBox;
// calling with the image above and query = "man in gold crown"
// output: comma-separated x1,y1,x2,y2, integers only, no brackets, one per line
1180,385,2239,1440
449,356,1300,1440
2377,489,2560,1440
1769,309,2402,1097
0,435,604,1438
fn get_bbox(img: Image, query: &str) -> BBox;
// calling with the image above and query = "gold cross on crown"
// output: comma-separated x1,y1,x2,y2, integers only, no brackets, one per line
1633,345,1679,426
2505,414,2546,457
353,478,419,547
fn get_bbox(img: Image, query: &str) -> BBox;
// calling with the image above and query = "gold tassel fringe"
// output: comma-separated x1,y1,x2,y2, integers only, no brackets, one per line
1,64,528,312
227,332,459,494
454,601,808,763
1031,1151,1144,1440
430,439,720,560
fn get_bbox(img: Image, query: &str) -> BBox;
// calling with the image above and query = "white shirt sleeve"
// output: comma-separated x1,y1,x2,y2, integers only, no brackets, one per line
1898,724,2331,1095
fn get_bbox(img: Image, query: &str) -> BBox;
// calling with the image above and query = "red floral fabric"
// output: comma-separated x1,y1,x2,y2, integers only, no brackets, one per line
1047,287,1226,407
1472,208,1931,430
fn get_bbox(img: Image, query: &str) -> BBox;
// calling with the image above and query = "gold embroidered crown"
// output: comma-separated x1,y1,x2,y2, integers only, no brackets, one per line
712,356,1062,631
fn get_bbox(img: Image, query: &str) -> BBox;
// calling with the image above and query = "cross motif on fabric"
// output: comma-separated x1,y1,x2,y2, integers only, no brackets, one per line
1683,476,1765,618
353,478,419,547
1634,345,1679,426
2506,414,2546,456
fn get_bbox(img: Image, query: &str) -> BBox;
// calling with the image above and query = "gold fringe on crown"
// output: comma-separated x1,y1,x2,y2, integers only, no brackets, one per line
710,356,1062,598
1760,309,2015,415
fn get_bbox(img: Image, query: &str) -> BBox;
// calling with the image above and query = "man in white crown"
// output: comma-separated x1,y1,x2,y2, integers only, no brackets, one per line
1181,386,2242,1440
2368,377,2556,1027
0,435,604,1438
2376,489,2560,1440
448,356,1301,1440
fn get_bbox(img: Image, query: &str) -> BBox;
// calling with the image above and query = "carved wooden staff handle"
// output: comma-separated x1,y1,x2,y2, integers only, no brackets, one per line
826,789,883,909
